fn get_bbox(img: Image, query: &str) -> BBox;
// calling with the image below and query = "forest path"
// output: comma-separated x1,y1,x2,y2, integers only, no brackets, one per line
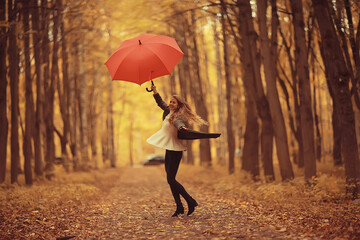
3,164,358,239
64,165,304,240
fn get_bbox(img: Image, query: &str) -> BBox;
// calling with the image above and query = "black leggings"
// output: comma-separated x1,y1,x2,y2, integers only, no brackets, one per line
165,150,192,206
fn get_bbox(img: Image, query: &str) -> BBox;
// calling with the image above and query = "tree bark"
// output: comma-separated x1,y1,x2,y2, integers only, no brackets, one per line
257,0,294,180
41,0,55,179
236,0,274,181
78,38,90,170
106,54,116,168
242,94,259,179
9,0,20,184
22,0,34,185
58,0,70,172
313,0,360,198
70,38,79,170
0,0,8,184
290,0,317,181
176,15,194,165
212,20,227,166
279,26,304,167
89,67,101,169
31,0,43,176
190,10,212,167
220,0,235,174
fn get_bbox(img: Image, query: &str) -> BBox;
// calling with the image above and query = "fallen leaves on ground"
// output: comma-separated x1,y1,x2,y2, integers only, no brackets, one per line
0,164,359,239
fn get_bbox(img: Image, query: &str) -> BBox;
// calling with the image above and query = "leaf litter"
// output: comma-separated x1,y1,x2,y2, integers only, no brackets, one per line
0,163,359,239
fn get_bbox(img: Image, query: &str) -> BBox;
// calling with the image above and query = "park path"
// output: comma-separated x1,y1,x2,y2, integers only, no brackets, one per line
6,164,345,239
63,165,306,240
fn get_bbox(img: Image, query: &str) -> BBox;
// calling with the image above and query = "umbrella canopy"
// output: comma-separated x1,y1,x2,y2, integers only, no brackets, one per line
105,33,184,85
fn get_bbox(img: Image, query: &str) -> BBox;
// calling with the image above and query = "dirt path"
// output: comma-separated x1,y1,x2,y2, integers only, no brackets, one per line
2,165,359,239
55,166,307,239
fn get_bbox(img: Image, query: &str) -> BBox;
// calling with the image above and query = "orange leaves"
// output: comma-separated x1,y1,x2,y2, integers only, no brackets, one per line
1,165,360,239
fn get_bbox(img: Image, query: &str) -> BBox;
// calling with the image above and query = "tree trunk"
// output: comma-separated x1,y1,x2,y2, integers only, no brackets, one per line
279,25,304,168
313,0,360,198
70,39,79,170
344,0,360,155
0,0,8,184
57,0,70,172
257,0,294,180
190,10,212,167
220,0,235,174
22,0,34,185
242,94,259,179
320,46,343,166
107,63,116,168
290,0,317,181
31,0,43,176
129,116,134,167
212,19,227,166
237,3,260,179
90,67,101,169
41,0,55,179
176,16,194,165
9,0,20,184
78,39,90,170
237,0,274,181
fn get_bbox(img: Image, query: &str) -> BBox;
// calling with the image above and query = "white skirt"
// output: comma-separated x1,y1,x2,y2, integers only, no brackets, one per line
147,114,186,151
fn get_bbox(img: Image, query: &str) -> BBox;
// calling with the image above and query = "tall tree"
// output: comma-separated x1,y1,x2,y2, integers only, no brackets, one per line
41,0,55,179
190,10,212,167
107,75,116,168
31,0,44,176
22,0,34,185
290,0,316,181
278,19,304,168
8,0,20,184
69,32,79,170
242,93,260,179
236,0,274,181
57,0,70,172
78,33,90,170
313,0,360,198
0,0,8,184
104,38,116,168
212,19,227,166
257,0,294,180
220,0,235,174
89,66,101,169
174,12,195,165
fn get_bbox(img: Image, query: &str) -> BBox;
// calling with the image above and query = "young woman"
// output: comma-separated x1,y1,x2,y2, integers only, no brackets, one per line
146,85,209,217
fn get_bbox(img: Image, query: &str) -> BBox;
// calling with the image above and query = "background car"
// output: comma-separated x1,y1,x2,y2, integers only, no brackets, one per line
143,154,165,166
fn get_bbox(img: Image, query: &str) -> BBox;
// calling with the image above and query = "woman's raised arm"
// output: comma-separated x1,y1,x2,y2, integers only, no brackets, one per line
151,85,168,111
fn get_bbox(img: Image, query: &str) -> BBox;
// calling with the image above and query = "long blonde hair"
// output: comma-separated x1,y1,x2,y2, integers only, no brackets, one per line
169,95,208,126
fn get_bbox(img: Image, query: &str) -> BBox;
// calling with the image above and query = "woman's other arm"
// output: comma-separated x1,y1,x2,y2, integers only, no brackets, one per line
173,118,187,130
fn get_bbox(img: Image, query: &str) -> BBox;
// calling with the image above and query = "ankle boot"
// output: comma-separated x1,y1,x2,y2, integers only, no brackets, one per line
187,198,198,216
172,205,184,217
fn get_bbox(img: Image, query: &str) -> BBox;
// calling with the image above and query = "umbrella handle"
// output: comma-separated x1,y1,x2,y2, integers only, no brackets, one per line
146,80,155,92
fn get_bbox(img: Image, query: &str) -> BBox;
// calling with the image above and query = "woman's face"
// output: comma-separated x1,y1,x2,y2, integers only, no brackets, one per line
169,97,179,111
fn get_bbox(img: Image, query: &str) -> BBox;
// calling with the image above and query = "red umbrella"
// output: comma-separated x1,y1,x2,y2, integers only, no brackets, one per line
105,33,184,90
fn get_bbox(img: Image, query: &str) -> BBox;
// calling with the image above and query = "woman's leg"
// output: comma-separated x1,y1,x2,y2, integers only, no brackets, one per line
165,150,183,207
165,150,194,205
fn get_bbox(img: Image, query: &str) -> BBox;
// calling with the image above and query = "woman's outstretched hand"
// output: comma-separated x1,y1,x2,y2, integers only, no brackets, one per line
151,85,158,94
